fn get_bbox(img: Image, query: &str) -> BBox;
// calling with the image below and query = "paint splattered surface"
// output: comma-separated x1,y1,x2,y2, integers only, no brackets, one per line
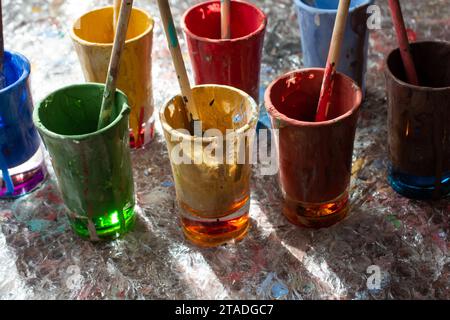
0,0,449,299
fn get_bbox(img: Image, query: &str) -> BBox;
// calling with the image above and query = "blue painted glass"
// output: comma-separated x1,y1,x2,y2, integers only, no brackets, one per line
294,0,374,92
0,51,41,168
0,51,42,196
303,0,368,10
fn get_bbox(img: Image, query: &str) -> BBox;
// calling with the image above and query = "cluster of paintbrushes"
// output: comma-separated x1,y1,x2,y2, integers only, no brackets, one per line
2,0,419,129
100,0,233,133
156,0,233,132
315,0,418,122
154,0,418,125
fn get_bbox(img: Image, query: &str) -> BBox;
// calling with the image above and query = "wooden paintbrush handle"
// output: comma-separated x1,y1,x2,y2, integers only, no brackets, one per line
315,0,351,122
113,0,121,34
388,0,419,86
327,0,351,66
221,0,231,39
157,0,199,121
97,0,133,130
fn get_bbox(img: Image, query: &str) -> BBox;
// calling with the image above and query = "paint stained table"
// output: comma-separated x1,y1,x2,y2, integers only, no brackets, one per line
0,0,449,299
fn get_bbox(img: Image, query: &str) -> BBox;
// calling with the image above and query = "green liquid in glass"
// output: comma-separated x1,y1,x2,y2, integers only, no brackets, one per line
70,206,136,240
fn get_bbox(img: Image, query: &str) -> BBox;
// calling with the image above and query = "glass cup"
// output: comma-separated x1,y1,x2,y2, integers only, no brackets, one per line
294,0,373,93
160,85,258,247
385,41,450,200
182,0,267,103
70,6,155,149
265,68,362,228
33,84,135,241
0,51,46,198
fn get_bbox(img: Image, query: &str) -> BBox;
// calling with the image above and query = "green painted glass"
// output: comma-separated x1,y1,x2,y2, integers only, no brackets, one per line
33,83,135,241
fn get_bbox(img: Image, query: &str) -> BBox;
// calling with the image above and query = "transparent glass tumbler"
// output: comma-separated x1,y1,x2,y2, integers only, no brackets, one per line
266,68,362,228
385,41,450,199
160,85,258,247
0,51,46,198
34,84,135,241
182,0,267,103
71,6,155,149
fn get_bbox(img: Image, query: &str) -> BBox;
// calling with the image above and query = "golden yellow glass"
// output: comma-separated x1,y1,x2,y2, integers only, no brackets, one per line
70,6,154,148
160,85,258,247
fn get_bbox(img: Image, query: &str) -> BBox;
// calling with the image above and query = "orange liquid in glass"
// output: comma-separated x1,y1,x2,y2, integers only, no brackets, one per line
180,196,250,247
283,192,349,228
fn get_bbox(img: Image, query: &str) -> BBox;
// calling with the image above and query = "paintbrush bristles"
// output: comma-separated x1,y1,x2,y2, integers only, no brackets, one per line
221,0,231,39
387,0,419,86
157,0,199,121
97,0,133,130
315,0,351,122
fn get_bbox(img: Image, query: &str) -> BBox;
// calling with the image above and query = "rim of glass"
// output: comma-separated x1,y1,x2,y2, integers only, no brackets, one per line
70,6,154,47
182,0,267,44
160,84,259,143
385,40,450,91
265,68,362,127
33,83,130,141
294,0,373,14
0,51,30,94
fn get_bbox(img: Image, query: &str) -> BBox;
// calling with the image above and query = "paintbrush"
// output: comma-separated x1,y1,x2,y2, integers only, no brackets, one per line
97,0,133,130
157,0,200,130
387,0,419,86
113,0,121,35
315,0,351,122
221,0,231,39
0,0,5,88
